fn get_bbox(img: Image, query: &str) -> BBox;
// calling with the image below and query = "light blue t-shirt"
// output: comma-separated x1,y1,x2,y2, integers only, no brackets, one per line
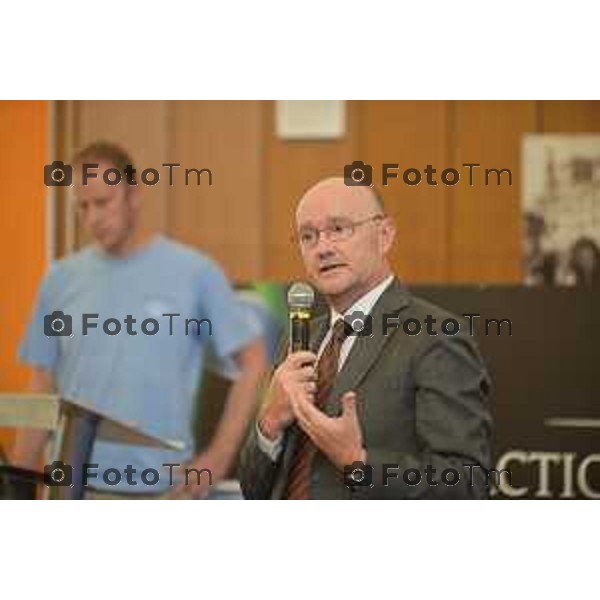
19,235,258,492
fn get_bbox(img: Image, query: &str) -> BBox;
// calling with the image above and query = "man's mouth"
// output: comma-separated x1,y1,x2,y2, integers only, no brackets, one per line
319,263,347,274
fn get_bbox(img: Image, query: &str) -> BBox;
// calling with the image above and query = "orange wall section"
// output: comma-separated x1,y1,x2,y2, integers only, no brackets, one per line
0,101,48,455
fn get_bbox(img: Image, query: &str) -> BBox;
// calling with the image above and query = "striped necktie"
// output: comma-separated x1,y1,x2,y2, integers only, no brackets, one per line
284,318,347,499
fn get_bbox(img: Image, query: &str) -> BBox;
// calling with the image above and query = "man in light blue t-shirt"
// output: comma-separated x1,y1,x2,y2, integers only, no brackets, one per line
15,141,267,498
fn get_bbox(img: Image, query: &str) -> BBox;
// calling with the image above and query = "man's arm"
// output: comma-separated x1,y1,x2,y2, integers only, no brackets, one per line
205,337,268,475
353,332,493,499
177,337,268,497
11,367,55,470
239,350,319,499
239,421,287,500
15,268,61,471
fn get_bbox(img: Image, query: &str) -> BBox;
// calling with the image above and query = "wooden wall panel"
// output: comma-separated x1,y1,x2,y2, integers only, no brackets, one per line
56,100,600,285
168,101,264,281
264,101,359,281
450,100,538,283
541,101,600,133
361,100,449,282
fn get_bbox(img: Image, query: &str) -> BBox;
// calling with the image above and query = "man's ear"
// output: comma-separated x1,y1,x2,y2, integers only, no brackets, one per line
125,184,141,212
381,216,396,253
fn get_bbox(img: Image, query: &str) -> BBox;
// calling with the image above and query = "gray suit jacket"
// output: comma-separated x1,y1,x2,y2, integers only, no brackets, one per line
239,279,493,499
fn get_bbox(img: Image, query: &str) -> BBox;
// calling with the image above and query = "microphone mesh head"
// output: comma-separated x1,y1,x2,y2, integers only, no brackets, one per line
287,282,315,310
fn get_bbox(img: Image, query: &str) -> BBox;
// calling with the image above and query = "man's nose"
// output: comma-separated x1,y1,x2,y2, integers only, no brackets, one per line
315,244,336,261
314,230,338,255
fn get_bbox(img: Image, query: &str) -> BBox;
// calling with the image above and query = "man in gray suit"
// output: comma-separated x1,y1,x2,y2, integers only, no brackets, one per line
240,177,492,499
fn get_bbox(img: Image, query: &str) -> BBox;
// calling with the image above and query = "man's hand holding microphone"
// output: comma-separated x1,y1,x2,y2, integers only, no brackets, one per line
257,282,365,471
258,350,318,441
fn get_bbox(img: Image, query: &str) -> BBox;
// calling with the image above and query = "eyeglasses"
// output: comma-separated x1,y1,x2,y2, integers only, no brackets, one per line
295,214,384,248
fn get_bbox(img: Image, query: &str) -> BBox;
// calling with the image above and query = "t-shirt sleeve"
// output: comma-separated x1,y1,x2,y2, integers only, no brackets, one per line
18,270,60,371
196,259,261,374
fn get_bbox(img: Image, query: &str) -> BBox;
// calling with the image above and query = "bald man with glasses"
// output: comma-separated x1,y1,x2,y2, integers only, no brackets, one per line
240,178,492,499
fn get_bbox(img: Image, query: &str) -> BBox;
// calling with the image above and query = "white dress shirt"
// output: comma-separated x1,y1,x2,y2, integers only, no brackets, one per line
257,275,394,461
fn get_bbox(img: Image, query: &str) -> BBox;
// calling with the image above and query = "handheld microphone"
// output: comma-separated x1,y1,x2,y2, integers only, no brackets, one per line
287,282,315,353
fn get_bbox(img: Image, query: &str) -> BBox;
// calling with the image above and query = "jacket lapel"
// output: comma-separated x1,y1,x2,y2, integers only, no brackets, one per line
323,278,411,416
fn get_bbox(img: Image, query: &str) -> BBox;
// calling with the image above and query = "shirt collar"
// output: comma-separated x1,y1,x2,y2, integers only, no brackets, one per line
329,275,394,325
